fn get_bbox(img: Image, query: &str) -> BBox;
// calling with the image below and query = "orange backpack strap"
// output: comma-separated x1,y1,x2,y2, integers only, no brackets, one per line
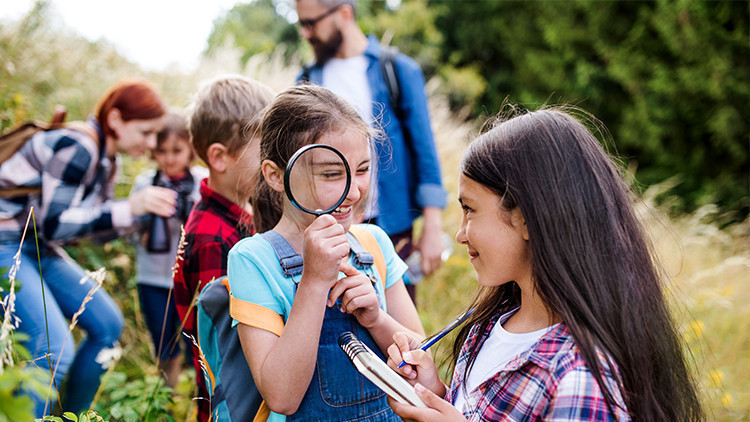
348,225,387,289
253,401,271,422
227,279,285,337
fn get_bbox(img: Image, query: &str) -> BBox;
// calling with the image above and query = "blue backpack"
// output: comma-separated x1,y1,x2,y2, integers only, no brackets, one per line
196,225,387,421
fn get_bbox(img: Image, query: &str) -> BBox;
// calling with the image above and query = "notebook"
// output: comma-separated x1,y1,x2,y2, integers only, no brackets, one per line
338,331,427,408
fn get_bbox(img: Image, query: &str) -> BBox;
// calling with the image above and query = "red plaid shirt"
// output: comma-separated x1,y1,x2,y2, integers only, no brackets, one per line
173,178,254,421
447,309,630,421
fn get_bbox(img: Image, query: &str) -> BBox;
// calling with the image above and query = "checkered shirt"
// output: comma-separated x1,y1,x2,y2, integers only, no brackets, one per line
447,310,631,421
0,120,129,244
172,177,253,421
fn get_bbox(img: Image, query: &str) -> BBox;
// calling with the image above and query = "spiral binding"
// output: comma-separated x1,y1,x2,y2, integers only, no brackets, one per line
338,331,367,360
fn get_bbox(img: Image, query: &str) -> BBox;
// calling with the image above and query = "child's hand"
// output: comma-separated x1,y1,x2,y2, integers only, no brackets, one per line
301,214,349,288
388,383,467,422
328,262,381,327
386,332,445,395
129,186,177,217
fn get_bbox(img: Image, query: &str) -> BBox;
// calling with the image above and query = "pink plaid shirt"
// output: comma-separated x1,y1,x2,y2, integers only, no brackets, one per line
446,310,631,421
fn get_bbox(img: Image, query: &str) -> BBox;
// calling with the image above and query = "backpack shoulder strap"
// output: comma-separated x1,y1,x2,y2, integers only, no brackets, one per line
64,120,100,148
379,45,402,117
348,225,387,289
0,109,101,198
300,64,313,84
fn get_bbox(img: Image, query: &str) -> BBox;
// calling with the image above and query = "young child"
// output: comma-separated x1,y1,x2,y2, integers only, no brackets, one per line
387,106,703,421
129,111,207,388
172,75,275,421
227,84,425,421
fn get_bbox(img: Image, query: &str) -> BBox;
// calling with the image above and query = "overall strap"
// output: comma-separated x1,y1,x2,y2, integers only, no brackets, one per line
348,225,387,289
259,231,304,277
345,231,375,270
259,229,385,288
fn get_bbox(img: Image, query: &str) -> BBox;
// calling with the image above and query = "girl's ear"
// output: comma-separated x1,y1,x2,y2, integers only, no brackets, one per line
206,143,228,173
261,159,284,193
511,207,529,241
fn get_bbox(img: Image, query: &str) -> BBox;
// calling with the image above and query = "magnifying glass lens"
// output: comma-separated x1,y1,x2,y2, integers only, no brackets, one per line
287,145,350,215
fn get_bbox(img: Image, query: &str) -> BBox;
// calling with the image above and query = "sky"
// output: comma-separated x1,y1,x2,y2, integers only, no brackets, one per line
0,0,250,71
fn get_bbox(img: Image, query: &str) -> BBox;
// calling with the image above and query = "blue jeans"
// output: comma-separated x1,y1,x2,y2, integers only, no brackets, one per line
137,284,190,362
0,242,124,417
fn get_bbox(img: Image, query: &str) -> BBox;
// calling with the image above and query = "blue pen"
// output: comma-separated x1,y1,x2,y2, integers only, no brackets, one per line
398,308,475,368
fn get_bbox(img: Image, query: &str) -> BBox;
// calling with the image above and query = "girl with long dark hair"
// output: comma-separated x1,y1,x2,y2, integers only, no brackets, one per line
387,106,703,421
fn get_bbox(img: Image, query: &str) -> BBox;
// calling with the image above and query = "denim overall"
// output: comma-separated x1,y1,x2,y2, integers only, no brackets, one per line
261,231,401,422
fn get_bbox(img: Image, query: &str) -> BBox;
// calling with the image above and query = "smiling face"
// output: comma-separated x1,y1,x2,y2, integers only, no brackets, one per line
456,173,532,288
286,128,370,231
110,111,164,158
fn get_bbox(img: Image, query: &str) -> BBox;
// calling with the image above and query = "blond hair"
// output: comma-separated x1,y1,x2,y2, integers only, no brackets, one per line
187,74,275,165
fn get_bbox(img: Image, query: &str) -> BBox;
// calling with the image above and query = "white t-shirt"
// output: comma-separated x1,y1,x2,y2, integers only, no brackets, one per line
322,55,373,125
453,310,560,413
322,55,379,218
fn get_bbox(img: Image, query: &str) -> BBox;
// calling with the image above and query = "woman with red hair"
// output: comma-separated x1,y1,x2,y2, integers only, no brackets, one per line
0,79,176,416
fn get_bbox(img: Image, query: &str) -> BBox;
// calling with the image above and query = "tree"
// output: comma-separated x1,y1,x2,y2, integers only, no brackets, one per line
206,0,300,65
432,0,749,218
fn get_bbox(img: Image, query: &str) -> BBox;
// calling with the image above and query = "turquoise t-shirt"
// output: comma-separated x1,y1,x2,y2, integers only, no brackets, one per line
227,224,407,421
228,223,407,326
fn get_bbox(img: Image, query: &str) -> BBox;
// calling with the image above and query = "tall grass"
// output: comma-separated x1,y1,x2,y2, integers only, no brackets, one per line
2,6,749,420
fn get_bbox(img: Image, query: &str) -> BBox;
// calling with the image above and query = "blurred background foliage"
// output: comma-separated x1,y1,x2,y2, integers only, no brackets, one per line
1,1,749,420
2,0,747,222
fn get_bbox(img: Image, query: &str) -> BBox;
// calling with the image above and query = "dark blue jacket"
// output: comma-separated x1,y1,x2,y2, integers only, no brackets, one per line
297,35,446,235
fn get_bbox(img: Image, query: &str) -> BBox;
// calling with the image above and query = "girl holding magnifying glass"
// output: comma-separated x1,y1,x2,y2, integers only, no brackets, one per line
227,84,424,421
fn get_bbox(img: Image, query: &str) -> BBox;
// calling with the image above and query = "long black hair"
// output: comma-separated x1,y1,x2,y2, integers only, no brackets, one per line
452,105,702,421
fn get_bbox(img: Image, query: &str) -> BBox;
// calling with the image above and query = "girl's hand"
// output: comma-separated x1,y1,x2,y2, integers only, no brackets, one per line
388,383,467,422
129,186,177,217
301,214,349,288
386,332,444,395
329,262,381,327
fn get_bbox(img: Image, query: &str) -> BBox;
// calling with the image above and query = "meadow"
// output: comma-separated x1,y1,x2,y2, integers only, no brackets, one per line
1,20,749,422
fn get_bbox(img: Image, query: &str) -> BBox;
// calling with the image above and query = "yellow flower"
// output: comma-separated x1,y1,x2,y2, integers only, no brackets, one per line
709,369,723,387
721,393,732,407
690,320,704,339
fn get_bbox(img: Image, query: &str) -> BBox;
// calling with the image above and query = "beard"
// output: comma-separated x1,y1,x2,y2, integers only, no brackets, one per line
311,28,343,65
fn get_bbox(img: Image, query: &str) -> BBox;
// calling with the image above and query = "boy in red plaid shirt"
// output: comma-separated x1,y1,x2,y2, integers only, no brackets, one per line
172,75,275,421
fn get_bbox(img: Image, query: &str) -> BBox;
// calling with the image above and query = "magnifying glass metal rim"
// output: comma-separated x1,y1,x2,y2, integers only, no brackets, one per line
284,143,351,216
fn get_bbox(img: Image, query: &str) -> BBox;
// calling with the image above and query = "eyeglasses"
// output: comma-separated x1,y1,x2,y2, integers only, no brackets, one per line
298,4,343,30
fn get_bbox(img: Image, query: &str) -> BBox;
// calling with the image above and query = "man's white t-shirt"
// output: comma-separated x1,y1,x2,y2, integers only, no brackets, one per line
322,55,379,218
322,55,373,125
453,310,559,413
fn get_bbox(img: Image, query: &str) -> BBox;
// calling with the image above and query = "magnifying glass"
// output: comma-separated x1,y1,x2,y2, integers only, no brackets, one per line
284,144,351,216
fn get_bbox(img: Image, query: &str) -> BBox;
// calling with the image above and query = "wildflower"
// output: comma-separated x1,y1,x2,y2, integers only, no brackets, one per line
172,225,187,280
690,320,704,340
709,369,724,387
95,342,122,370
0,209,34,371
721,393,732,407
